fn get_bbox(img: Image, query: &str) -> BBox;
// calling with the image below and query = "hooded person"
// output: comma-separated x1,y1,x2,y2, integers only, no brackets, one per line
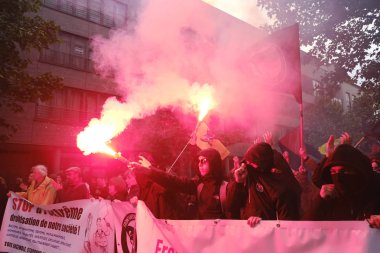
132,148,227,219
226,142,300,226
306,144,380,220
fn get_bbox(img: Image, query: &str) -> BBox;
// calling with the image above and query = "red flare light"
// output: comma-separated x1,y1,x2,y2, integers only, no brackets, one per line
77,119,117,156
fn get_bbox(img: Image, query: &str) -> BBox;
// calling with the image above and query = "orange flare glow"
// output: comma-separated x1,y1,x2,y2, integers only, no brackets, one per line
197,97,212,121
77,119,118,156
189,83,216,122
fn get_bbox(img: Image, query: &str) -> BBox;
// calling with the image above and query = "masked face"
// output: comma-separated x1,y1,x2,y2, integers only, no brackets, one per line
330,166,363,197
198,156,210,177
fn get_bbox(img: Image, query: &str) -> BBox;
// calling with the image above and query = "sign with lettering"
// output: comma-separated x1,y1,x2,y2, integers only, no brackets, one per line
1,192,115,253
136,201,380,253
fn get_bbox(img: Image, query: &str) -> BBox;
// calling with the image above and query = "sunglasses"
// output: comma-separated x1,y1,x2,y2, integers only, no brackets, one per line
198,158,208,165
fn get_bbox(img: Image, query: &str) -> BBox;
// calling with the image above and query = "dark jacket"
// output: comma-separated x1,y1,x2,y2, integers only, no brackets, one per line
134,170,179,219
56,183,90,203
306,144,380,220
134,148,225,219
226,143,300,220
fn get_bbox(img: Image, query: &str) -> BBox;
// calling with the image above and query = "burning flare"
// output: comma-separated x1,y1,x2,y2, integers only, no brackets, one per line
76,83,217,157
189,83,216,122
77,118,118,156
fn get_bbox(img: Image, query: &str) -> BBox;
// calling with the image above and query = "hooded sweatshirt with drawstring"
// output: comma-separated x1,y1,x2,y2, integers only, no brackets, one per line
226,142,300,220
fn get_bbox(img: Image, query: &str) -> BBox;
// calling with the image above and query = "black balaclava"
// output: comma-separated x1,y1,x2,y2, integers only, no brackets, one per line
243,142,274,172
322,144,372,198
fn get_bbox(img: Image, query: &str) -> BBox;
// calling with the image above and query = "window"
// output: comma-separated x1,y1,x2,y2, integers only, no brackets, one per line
35,88,111,125
312,80,323,96
42,0,127,28
345,92,352,109
40,32,92,72
88,0,101,23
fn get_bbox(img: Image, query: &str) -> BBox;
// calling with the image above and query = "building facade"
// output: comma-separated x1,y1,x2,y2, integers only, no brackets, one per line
0,0,360,183
0,0,135,181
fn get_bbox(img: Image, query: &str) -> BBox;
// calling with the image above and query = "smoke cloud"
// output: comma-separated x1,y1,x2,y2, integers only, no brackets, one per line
90,0,298,142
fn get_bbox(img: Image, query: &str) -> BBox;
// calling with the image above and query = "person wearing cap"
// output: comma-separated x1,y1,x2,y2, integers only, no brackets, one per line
16,164,57,205
226,142,300,227
133,148,228,219
55,166,90,203
305,144,380,225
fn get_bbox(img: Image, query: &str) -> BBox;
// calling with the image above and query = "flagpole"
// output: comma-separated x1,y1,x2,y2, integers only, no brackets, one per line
300,101,304,168
167,122,200,174
167,138,192,174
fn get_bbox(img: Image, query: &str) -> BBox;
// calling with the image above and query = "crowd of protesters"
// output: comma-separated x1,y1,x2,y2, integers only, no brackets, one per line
1,132,380,230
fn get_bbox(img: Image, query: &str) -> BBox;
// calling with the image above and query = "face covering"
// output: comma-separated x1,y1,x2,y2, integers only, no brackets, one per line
331,173,364,197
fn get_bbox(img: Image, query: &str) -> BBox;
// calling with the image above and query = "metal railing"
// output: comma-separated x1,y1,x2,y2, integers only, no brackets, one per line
39,49,94,72
43,0,115,28
35,104,98,126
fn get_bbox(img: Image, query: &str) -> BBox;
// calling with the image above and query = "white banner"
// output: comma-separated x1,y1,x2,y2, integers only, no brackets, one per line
112,201,136,253
136,201,380,253
0,192,115,253
2,195,380,253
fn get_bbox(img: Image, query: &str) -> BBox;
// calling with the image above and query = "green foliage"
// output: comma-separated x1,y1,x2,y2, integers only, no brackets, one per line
258,0,379,148
304,87,380,149
121,108,191,169
0,0,63,140
304,95,345,147
257,0,379,82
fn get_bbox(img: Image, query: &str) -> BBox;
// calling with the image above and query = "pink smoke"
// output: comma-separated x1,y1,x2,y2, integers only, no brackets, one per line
89,0,299,143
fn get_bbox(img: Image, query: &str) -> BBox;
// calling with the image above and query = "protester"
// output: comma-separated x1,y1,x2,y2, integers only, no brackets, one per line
0,177,8,227
370,152,380,174
107,175,128,201
123,170,139,205
13,177,28,192
226,142,300,227
50,173,63,191
311,133,351,187
55,166,90,203
133,148,228,219
305,144,380,225
91,176,109,199
16,165,57,205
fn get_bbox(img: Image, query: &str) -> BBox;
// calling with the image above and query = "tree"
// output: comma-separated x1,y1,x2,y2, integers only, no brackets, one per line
303,95,345,147
257,0,379,83
0,0,63,140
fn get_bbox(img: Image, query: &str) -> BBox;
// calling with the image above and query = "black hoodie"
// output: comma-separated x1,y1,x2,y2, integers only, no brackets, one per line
226,142,300,220
306,144,380,220
136,148,225,219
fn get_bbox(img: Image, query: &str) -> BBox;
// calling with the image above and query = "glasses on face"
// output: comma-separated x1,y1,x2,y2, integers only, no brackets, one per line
198,158,208,165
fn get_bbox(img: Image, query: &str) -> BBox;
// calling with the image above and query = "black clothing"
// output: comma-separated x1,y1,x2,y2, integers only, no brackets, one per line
56,183,90,203
307,144,380,220
226,143,300,220
134,170,187,219
226,167,300,220
139,168,224,219
134,148,225,219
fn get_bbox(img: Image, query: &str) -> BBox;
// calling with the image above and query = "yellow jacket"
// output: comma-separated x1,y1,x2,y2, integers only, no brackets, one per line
17,176,57,205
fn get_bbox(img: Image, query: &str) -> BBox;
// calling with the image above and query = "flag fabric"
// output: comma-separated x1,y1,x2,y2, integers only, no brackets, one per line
318,138,340,155
279,127,301,155
279,127,321,168
243,24,302,104
190,122,230,159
